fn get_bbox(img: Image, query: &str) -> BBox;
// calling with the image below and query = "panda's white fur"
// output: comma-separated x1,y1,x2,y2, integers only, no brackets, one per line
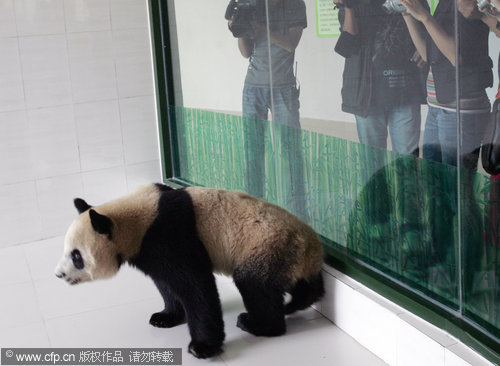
55,184,161,285
55,184,324,359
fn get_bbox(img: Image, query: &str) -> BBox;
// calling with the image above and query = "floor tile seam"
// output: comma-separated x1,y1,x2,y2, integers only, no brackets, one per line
39,295,160,322
0,319,45,333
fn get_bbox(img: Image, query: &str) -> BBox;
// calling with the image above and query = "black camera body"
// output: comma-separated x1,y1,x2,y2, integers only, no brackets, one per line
337,0,377,9
225,0,265,38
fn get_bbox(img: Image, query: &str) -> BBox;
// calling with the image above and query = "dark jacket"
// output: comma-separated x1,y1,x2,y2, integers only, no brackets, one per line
335,2,426,117
428,0,493,104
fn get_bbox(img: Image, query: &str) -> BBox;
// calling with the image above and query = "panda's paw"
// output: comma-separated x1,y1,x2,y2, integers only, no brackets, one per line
236,312,253,334
236,312,286,337
149,311,184,328
188,340,223,359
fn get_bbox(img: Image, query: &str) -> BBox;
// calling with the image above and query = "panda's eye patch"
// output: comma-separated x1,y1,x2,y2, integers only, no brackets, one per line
71,249,84,270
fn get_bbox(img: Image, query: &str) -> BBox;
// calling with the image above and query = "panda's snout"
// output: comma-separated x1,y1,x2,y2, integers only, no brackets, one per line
54,271,81,285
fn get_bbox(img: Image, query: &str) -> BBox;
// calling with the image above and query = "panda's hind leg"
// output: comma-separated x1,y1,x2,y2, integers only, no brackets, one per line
284,272,324,315
233,268,286,337
150,279,185,328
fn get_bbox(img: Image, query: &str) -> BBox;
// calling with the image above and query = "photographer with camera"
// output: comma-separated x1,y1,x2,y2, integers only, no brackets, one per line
334,0,426,158
401,0,493,171
458,0,500,36
226,0,307,215
401,0,494,290
226,0,306,130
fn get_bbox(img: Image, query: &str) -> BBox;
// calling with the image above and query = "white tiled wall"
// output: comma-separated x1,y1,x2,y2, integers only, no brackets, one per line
0,0,161,248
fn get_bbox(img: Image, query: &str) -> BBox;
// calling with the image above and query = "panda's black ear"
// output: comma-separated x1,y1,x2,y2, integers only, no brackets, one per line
89,209,113,238
74,198,91,214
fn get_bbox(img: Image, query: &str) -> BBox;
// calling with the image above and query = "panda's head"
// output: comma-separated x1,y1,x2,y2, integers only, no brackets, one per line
54,198,123,285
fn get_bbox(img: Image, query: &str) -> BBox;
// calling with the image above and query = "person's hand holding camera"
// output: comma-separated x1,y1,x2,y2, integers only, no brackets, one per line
477,0,500,37
477,0,500,18
401,0,431,23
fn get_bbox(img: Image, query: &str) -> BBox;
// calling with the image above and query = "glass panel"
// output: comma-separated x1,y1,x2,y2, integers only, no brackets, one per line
268,0,462,306
161,0,500,343
263,0,308,219
233,0,280,203
458,0,500,338
168,0,278,201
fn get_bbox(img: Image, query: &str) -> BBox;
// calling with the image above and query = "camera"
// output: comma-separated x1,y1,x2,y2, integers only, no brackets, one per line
477,0,497,10
335,0,371,9
382,0,406,13
225,0,264,38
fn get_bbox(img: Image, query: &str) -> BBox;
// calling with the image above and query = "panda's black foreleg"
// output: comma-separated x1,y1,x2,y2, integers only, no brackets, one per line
170,271,225,359
233,271,286,337
150,279,185,328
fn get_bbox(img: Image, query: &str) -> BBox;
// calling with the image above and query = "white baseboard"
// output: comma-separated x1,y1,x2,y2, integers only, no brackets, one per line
317,265,494,366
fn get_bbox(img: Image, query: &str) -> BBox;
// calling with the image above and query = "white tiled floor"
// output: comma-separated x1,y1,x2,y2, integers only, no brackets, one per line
0,237,387,366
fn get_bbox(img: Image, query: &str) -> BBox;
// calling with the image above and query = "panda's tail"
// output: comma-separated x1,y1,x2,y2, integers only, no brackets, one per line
284,272,324,315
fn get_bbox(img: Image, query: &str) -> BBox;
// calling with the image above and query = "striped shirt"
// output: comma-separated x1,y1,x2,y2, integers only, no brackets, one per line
426,67,491,113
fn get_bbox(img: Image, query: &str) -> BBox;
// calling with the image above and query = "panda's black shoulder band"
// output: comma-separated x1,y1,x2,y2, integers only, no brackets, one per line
116,254,124,269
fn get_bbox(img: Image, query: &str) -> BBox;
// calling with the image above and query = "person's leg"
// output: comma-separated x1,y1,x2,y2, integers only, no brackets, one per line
354,108,388,150
270,86,300,128
430,109,489,170
243,85,269,121
459,112,490,171
424,108,489,170
243,85,269,199
388,104,421,157
423,106,443,163
271,86,307,219
457,112,490,296
354,108,390,190
435,109,459,167
422,106,457,283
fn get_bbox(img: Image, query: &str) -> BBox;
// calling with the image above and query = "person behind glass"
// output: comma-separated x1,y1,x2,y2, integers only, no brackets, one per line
402,0,493,289
233,0,306,128
458,0,500,36
227,0,307,211
471,0,500,252
333,0,426,157
401,0,494,171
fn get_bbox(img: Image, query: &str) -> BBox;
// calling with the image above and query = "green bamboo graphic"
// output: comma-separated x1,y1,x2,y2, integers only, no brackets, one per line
170,107,500,337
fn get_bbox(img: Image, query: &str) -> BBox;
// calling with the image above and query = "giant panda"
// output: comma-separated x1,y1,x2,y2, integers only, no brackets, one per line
54,183,324,359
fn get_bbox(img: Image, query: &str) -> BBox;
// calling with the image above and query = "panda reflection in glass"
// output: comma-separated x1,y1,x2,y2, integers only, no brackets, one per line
55,184,324,359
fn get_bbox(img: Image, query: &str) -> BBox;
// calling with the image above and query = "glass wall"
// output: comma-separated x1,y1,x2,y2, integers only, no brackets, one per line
151,0,500,357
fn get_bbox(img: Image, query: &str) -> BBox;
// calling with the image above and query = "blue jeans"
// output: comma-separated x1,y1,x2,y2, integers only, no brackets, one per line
423,106,489,171
241,85,306,219
355,104,421,156
242,85,300,127
422,106,489,277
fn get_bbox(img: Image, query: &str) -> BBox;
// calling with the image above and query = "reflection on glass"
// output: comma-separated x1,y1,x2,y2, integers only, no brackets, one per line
226,0,307,217
403,0,492,170
334,0,425,157
164,0,500,344
458,0,500,336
